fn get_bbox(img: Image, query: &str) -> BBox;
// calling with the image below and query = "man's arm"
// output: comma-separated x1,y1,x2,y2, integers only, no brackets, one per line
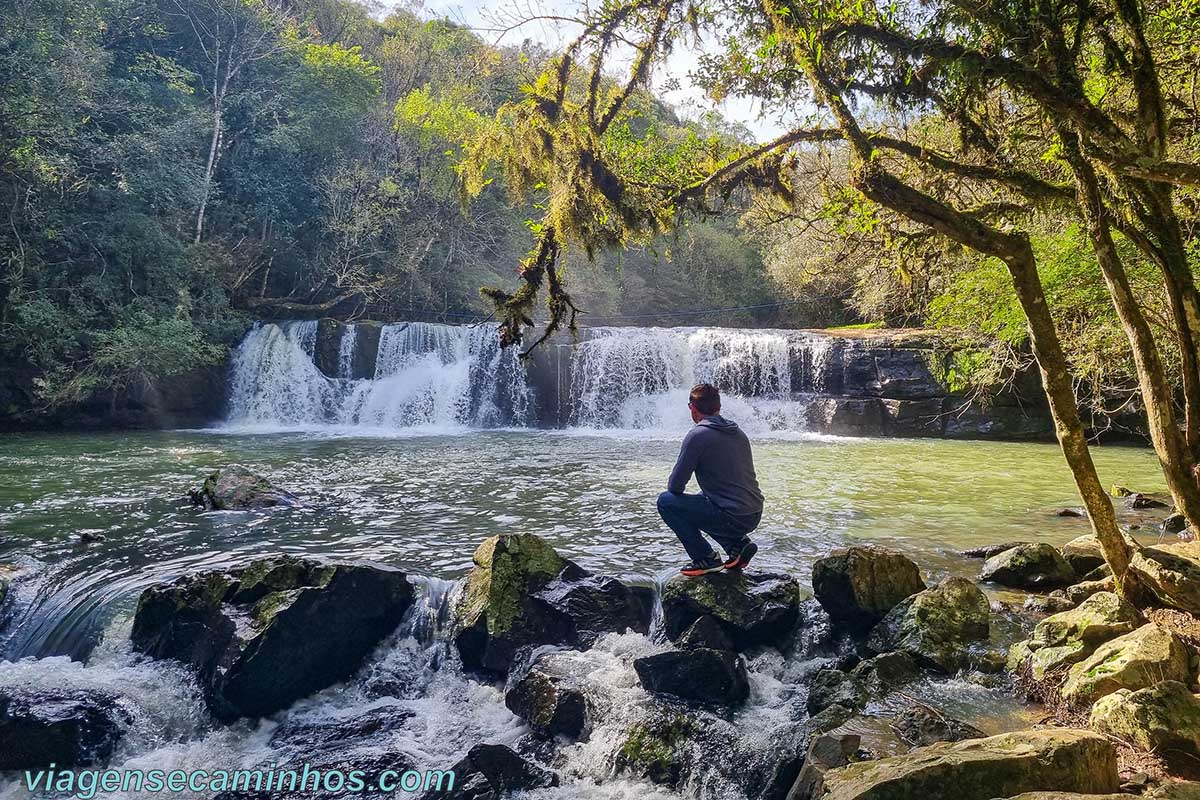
667,431,702,494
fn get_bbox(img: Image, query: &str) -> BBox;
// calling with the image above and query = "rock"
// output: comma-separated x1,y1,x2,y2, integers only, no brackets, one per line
818,728,1119,800
788,733,862,800
0,688,131,769
433,743,557,800
1056,509,1085,518
131,556,414,720
452,534,651,675
661,570,801,650
676,615,735,651
1112,485,1134,498
980,544,1075,590
1089,680,1200,759
1002,794,1129,800
1130,492,1170,510
809,703,858,735
193,464,298,510
962,542,1033,559
1016,591,1141,680
1165,513,1189,535
1025,593,1076,614
807,668,867,715
1060,536,1108,576
850,652,920,695
616,711,698,785
1130,542,1200,616
634,648,750,707
866,577,991,673
1061,623,1192,705
505,657,589,738
812,547,926,631
891,705,984,748
1062,577,1116,606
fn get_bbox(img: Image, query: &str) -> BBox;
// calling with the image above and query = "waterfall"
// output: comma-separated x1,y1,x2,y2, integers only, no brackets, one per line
225,321,532,430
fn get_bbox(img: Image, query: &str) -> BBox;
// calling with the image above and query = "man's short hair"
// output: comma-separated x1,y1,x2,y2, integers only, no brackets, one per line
689,383,721,415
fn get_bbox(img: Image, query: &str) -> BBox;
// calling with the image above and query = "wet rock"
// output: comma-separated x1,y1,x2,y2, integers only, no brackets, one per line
504,657,589,738
0,687,131,769
1089,680,1200,761
850,652,920,695
807,668,868,715
812,547,926,632
1130,492,1170,510
452,534,651,675
676,615,734,651
818,728,1119,800
787,733,862,800
192,464,298,510
661,570,801,650
1061,623,1192,705
808,702,858,735
1165,513,1189,535
1130,542,1200,616
634,648,750,707
866,577,990,673
434,743,557,800
616,711,698,785
980,544,1076,590
962,542,1033,559
131,555,414,721
891,705,984,748
1056,508,1086,518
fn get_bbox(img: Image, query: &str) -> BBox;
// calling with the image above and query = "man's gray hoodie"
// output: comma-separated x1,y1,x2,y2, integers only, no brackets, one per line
667,415,764,517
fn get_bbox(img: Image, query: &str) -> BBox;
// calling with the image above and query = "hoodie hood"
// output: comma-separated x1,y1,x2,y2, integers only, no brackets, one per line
698,414,739,431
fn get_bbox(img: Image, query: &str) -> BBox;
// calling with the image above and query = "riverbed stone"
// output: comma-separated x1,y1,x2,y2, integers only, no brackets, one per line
0,687,132,769
891,705,984,748
505,655,590,738
1060,536,1108,576
131,555,414,720
1017,591,1141,680
788,733,862,800
817,728,1119,800
1130,542,1200,616
962,543,1034,559
676,615,735,651
192,464,299,510
1089,680,1200,761
434,743,557,799
1061,623,1192,705
452,534,652,675
866,577,990,673
661,570,802,650
850,652,920,695
807,668,868,715
812,547,926,632
981,544,1076,590
634,648,750,707
616,710,698,785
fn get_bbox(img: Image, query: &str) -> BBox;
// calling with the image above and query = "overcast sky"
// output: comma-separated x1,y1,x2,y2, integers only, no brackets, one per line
397,0,789,142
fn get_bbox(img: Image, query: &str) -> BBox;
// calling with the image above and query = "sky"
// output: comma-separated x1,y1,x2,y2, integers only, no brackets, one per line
393,0,790,142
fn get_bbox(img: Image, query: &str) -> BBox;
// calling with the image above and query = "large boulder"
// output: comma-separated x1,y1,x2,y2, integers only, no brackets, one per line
788,733,862,800
616,710,699,785
1089,680,1200,759
812,547,926,632
866,577,990,673
980,544,1075,590
1061,623,1192,706
807,669,867,715
676,615,735,651
0,688,131,770
451,534,651,675
431,743,557,800
131,556,414,721
1130,542,1200,616
504,654,590,738
850,652,920,695
192,465,298,510
661,570,801,650
1015,592,1140,681
817,729,1119,800
1059,536,1132,577
633,648,750,707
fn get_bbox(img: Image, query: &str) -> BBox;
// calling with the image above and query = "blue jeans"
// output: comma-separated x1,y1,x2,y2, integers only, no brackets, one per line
657,491,760,563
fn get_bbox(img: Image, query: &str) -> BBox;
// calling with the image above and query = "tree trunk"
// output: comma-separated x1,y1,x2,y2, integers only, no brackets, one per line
195,95,223,245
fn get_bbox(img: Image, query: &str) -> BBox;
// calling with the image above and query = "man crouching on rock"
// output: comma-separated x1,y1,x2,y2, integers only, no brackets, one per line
658,383,764,577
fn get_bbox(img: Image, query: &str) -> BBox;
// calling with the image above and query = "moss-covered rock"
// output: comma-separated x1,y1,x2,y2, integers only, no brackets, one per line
504,654,590,738
866,577,990,673
193,464,299,510
1013,592,1140,681
980,544,1075,590
661,570,801,650
616,711,697,785
1089,680,1200,759
818,728,1119,800
812,547,926,632
131,555,414,720
1130,542,1200,616
850,651,920,695
452,534,652,674
1061,623,1192,706
807,668,868,715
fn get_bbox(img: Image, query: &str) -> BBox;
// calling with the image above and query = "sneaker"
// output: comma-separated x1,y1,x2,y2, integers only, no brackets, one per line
722,540,758,570
680,556,724,577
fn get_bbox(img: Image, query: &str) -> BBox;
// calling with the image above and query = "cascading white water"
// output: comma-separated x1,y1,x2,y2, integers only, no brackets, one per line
568,327,801,432
224,321,532,430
